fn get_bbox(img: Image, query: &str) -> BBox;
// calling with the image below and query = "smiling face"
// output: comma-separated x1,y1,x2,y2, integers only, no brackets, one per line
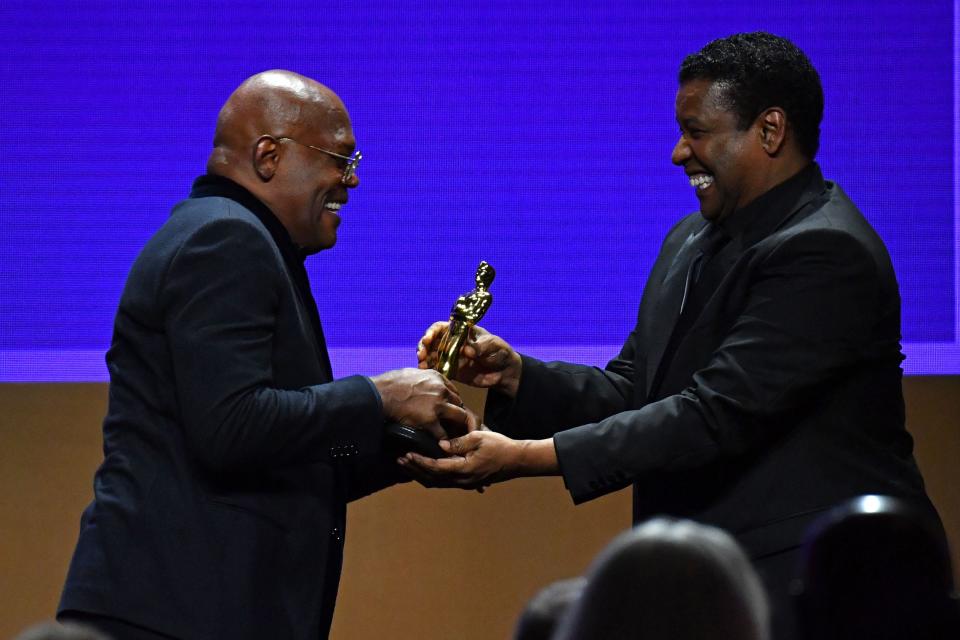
272,105,359,253
671,79,768,223
209,71,361,255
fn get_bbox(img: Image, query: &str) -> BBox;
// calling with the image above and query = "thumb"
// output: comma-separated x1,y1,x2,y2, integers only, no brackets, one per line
479,344,510,369
443,431,482,457
464,409,481,433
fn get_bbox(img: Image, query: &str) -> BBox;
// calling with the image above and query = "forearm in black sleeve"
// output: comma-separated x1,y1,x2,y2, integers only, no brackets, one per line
485,344,635,440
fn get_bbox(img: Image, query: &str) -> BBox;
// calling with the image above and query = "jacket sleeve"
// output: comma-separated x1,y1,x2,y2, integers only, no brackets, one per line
483,217,698,439
162,216,385,474
554,227,885,503
484,340,636,440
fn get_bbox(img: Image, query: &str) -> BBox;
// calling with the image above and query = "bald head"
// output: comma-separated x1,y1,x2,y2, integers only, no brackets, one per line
204,70,359,253
207,70,347,177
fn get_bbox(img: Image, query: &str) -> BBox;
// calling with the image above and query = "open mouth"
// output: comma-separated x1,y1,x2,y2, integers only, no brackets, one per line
689,173,714,191
324,202,343,212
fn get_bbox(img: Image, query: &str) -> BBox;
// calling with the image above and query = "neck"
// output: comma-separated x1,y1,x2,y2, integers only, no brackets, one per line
766,152,810,189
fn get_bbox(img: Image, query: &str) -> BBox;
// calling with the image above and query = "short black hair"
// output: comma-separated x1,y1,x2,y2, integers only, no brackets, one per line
679,32,824,158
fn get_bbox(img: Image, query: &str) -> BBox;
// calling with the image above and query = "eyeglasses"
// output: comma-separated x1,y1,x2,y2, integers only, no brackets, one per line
272,135,362,184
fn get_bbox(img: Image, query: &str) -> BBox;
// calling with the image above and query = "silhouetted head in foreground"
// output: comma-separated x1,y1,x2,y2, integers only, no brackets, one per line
554,518,770,640
794,494,960,640
513,576,586,640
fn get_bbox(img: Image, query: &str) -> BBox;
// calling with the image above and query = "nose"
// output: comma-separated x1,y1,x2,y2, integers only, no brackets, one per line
344,172,360,188
671,134,690,166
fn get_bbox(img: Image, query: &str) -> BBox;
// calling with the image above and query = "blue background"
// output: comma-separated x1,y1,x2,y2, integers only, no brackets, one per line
1,0,956,380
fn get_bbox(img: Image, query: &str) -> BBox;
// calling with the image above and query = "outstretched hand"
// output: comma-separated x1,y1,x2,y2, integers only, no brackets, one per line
416,322,522,397
399,430,520,489
398,430,559,489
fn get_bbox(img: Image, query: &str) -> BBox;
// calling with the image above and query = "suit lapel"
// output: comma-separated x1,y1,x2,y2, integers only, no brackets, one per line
642,166,827,399
645,222,706,396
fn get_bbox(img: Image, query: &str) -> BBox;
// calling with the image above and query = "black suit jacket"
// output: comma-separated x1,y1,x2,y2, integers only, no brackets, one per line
59,184,394,639
488,164,933,561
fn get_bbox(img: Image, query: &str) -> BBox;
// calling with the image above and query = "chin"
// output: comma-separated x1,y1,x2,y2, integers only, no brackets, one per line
300,237,335,255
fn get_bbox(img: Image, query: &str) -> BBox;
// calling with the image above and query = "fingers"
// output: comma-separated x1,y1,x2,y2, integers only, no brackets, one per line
479,341,512,369
400,451,478,487
413,373,465,439
398,432,492,490
464,410,482,433
417,321,449,362
397,456,486,493
438,375,463,403
468,325,489,338
409,366,459,404
468,334,511,367
435,402,473,434
397,455,446,488
460,325,488,359
416,338,430,368
373,367,462,426
442,431,483,456
417,418,448,442
432,324,489,364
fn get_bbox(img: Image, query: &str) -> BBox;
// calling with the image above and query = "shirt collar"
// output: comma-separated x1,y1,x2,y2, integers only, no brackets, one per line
718,162,825,248
188,173,308,265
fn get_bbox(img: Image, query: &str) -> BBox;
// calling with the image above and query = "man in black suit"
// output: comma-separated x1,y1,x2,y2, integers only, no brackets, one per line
408,33,940,638
57,70,471,640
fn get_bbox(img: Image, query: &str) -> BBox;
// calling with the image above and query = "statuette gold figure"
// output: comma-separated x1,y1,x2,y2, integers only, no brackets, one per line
436,261,495,379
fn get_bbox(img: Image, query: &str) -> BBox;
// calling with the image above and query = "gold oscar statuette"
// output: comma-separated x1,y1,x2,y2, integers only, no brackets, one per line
435,261,495,379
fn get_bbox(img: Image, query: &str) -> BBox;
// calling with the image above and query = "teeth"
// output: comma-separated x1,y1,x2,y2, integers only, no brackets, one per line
324,202,342,211
689,174,714,190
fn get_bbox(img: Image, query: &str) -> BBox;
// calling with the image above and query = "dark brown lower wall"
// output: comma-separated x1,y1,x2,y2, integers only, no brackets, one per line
1,377,957,639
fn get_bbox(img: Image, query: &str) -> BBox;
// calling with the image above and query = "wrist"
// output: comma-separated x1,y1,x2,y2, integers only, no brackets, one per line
363,375,386,416
515,438,559,477
369,371,400,418
369,374,388,411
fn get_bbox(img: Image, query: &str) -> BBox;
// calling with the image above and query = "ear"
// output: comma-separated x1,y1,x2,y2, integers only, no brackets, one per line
253,135,280,181
757,108,787,156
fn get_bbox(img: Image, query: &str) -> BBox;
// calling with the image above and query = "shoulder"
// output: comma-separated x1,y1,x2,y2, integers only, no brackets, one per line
659,211,705,252
142,196,279,264
125,196,286,298
667,211,705,238
168,196,272,241
766,181,894,273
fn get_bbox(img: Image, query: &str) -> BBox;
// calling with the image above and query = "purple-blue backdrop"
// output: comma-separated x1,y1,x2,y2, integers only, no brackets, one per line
1,0,957,380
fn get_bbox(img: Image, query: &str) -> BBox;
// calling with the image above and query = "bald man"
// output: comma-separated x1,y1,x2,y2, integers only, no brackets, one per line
57,71,469,640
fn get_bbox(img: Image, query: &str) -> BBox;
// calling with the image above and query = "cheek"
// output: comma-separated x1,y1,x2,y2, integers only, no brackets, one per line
710,140,745,183
691,140,724,171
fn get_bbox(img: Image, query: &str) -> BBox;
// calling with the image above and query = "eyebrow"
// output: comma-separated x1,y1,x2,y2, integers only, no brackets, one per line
678,117,704,128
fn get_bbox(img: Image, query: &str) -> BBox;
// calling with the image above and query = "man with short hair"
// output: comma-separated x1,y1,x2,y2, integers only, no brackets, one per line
58,70,470,640
410,33,941,638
